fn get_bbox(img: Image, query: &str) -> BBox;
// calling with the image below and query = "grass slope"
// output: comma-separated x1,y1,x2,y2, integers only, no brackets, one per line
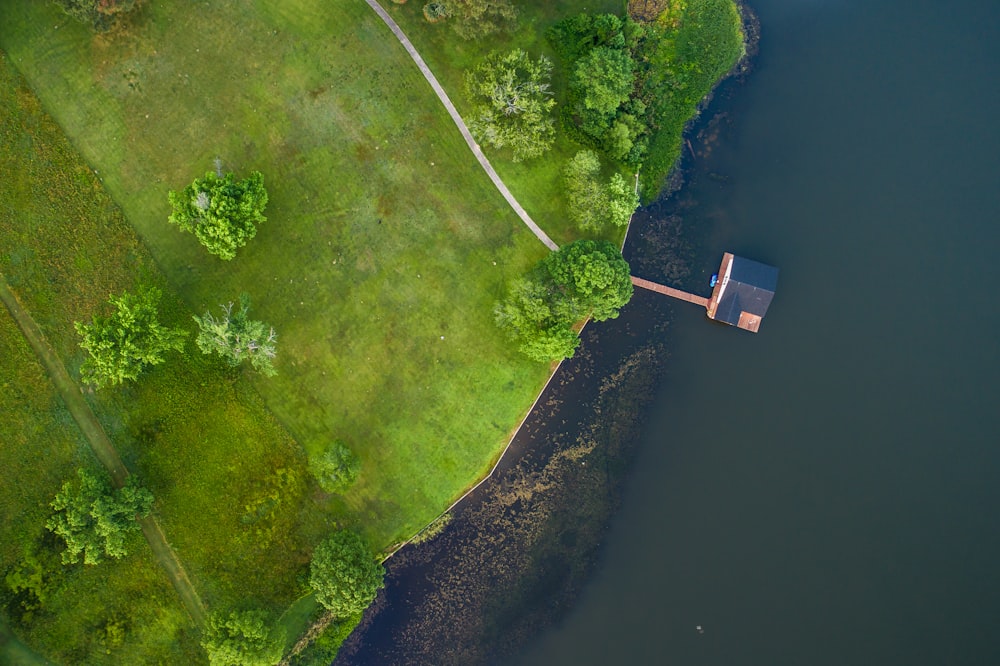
0,46,313,645
0,292,198,664
0,0,550,551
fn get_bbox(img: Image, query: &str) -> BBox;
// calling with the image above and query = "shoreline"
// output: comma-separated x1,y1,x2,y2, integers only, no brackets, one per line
329,3,762,661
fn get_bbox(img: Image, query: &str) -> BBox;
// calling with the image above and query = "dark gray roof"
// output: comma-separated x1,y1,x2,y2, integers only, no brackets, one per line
715,256,779,326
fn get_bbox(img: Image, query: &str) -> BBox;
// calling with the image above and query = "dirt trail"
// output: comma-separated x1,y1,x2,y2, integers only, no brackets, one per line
0,277,207,626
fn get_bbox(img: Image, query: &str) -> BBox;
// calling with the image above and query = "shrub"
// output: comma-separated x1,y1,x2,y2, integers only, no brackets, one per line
308,442,361,494
201,609,285,666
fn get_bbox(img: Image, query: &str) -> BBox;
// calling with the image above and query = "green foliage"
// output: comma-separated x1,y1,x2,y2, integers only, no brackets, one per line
309,530,385,618
563,150,639,231
465,49,557,162
45,468,154,566
448,0,518,40
168,170,268,260
574,46,635,117
194,294,277,376
495,240,633,362
308,442,361,494
52,0,139,31
201,610,285,666
287,612,363,666
75,286,186,388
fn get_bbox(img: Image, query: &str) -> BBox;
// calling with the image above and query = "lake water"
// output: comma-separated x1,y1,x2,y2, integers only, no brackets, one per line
515,0,1000,664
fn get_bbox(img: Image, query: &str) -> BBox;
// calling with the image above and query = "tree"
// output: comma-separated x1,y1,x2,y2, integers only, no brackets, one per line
201,610,285,666
564,151,640,231
75,286,186,388
573,46,635,118
46,468,154,566
542,239,633,322
309,442,361,494
193,294,277,376
448,0,518,40
309,530,385,617
465,49,556,162
168,170,268,260
495,240,633,362
53,0,139,31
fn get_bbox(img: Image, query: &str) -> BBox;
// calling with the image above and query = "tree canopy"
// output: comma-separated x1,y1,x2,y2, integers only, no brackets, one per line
495,240,633,362
201,610,285,666
168,170,268,260
309,530,385,617
46,468,154,566
465,49,556,162
194,294,277,376
563,150,639,231
75,286,186,388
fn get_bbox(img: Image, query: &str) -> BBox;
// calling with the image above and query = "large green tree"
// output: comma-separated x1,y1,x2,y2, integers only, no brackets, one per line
201,610,285,666
465,49,556,162
193,294,277,376
168,170,268,260
46,468,154,566
495,240,633,362
75,286,186,388
309,530,385,617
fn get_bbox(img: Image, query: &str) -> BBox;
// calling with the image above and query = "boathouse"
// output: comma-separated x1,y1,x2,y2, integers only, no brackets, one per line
705,253,779,333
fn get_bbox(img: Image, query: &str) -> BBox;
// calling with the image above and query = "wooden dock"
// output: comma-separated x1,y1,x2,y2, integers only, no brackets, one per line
631,276,709,308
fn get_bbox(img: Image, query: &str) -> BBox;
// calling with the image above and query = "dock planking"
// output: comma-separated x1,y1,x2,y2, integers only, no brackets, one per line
630,276,709,308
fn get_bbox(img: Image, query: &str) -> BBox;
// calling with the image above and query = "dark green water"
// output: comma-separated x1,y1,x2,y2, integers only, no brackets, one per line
517,1,1000,664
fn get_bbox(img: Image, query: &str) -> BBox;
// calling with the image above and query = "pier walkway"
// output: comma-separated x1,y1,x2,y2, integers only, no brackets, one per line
631,275,709,308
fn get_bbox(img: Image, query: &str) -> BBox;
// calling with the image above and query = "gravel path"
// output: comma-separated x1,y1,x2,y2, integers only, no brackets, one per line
363,0,559,251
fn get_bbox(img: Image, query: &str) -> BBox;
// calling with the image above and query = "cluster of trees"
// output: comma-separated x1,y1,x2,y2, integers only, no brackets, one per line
563,150,639,231
465,49,556,162
196,529,383,665
548,13,652,165
495,240,633,362
76,288,277,387
46,468,154,566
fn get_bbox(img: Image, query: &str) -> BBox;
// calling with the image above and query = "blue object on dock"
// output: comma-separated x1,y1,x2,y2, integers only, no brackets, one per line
710,274,718,288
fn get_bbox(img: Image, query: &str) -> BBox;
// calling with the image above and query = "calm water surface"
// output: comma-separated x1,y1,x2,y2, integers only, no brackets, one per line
517,0,1000,664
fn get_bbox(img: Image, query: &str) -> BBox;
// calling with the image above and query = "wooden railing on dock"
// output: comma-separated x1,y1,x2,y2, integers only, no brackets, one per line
631,276,709,309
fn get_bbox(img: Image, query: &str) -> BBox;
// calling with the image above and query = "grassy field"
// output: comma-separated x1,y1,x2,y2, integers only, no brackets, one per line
0,286,199,663
0,0,743,660
0,0,551,550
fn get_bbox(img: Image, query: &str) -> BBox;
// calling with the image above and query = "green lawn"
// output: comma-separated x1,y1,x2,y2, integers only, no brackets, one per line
0,0,551,551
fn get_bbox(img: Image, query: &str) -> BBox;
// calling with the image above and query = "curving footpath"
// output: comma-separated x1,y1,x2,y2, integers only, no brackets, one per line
362,0,559,251
0,277,207,627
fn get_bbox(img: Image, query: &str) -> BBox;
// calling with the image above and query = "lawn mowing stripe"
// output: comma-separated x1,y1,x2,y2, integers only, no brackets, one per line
362,0,560,252
0,276,207,627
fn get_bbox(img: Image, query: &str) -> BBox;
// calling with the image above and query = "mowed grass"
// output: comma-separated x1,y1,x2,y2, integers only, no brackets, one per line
385,0,626,244
0,0,551,552
0,46,319,630
0,301,199,664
